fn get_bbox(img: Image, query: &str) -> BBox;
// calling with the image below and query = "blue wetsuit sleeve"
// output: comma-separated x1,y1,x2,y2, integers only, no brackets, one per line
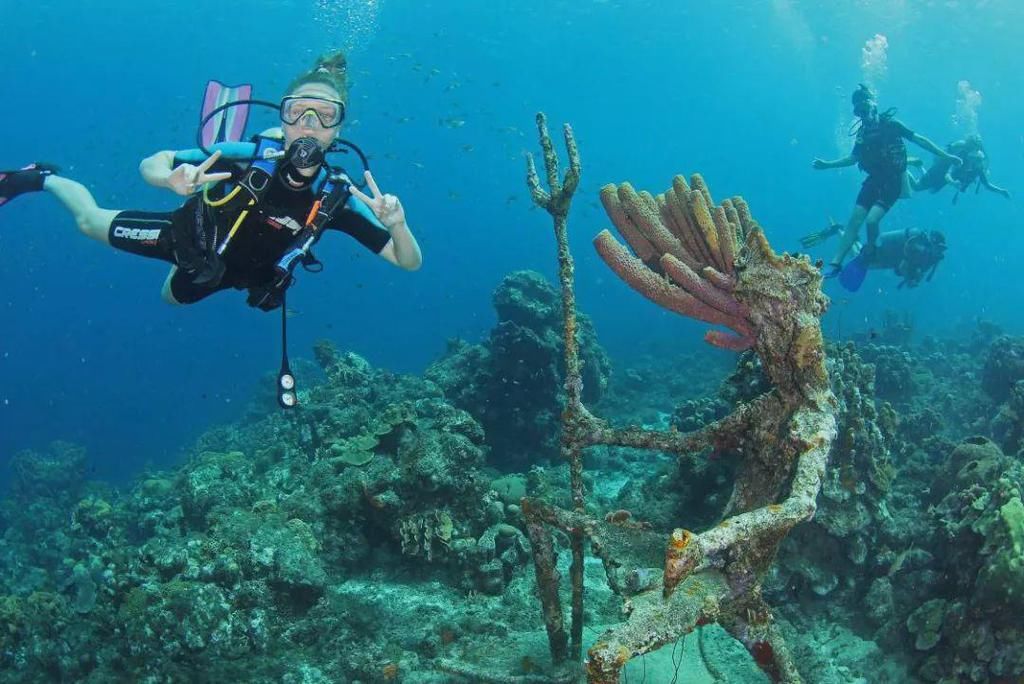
173,142,256,166
325,194,392,254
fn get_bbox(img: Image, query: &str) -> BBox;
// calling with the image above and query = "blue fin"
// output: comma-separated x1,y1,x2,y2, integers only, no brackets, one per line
838,253,869,292
200,80,253,147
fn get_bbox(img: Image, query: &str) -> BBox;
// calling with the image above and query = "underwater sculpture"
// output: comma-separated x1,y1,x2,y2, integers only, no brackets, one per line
519,113,839,683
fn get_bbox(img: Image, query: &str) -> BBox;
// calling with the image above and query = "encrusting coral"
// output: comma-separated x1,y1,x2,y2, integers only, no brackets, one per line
507,113,837,683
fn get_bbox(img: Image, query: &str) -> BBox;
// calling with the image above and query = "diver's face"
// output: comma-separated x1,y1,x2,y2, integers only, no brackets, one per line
281,83,344,152
853,100,876,120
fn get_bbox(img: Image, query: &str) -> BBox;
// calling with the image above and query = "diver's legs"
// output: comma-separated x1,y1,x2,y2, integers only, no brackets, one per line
160,267,182,305
42,176,119,245
862,204,888,256
908,171,923,191
829,204,868,267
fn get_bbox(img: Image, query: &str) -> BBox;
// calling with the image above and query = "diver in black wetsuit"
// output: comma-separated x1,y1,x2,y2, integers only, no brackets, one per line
800,222,946,288
911,134,1011,203
0,51,422,311
809,84,960,284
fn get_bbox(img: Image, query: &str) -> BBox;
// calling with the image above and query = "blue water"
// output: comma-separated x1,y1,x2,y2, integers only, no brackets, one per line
1,0,1021,484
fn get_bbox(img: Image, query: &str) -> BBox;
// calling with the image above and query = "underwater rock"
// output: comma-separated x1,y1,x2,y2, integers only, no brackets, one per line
6,441,88,503
982,335,1024,403
906,598,947,651
489,473,527,506
858,344,919,405
426,270,611,470
990,379,1024,456
865,576,894,625
68,562,97,614
671,395,729,432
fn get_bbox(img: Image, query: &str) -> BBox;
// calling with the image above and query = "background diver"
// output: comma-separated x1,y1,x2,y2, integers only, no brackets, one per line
810,83,959,291
0,50,422,312
801,221,947,289
910,134,1011,203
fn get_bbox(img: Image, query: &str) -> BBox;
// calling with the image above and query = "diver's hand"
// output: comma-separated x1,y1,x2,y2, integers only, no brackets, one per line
350,170,406,229
167,150,232,196
812,158,830,170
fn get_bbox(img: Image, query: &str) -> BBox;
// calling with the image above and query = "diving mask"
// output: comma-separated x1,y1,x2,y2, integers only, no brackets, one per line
280,95,346,128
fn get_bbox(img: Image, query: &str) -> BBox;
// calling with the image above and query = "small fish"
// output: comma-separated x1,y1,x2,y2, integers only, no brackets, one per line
286,308,301,319
439,117,466,129
461,144,475,153
411,161,425,169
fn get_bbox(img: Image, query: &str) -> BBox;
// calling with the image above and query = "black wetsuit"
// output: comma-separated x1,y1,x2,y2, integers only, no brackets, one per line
917,142,985,193
108,152,390,304
865,228,944,287
852,116,914,211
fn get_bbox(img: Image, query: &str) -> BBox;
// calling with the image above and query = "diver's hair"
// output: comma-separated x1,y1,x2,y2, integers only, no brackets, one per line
287,51,349,102
851,83,875,105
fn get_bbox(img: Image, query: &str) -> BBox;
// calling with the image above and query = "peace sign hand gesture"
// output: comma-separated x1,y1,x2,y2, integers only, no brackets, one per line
349,171,406,229
167,149,232,196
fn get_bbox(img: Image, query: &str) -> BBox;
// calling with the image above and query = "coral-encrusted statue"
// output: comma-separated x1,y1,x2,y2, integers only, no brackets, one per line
517,113,839,684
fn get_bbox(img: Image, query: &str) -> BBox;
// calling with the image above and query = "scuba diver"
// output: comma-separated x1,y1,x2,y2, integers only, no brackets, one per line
0,51,421,408
0,51,422,309
798,223,942,290
809,83,959,292
800,222,946,289
911,134,1011,203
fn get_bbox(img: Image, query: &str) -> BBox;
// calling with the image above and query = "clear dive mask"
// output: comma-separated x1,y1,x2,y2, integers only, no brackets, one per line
279,96,346,128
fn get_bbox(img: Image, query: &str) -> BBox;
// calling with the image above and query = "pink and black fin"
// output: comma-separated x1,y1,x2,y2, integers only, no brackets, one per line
200,80,253,147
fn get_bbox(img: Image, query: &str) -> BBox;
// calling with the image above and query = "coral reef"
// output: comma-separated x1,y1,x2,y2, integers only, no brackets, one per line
0,345,540,682
982,335,1024,404
427,270,611,470
991,380,1024,455
771,343,897,607
910,438,1024,681
3,118,1023,684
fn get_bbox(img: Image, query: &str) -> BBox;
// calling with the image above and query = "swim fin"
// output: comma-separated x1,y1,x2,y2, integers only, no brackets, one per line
200,80,253,148
838,253,869,292
0,162,60,207
799,219,841,249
